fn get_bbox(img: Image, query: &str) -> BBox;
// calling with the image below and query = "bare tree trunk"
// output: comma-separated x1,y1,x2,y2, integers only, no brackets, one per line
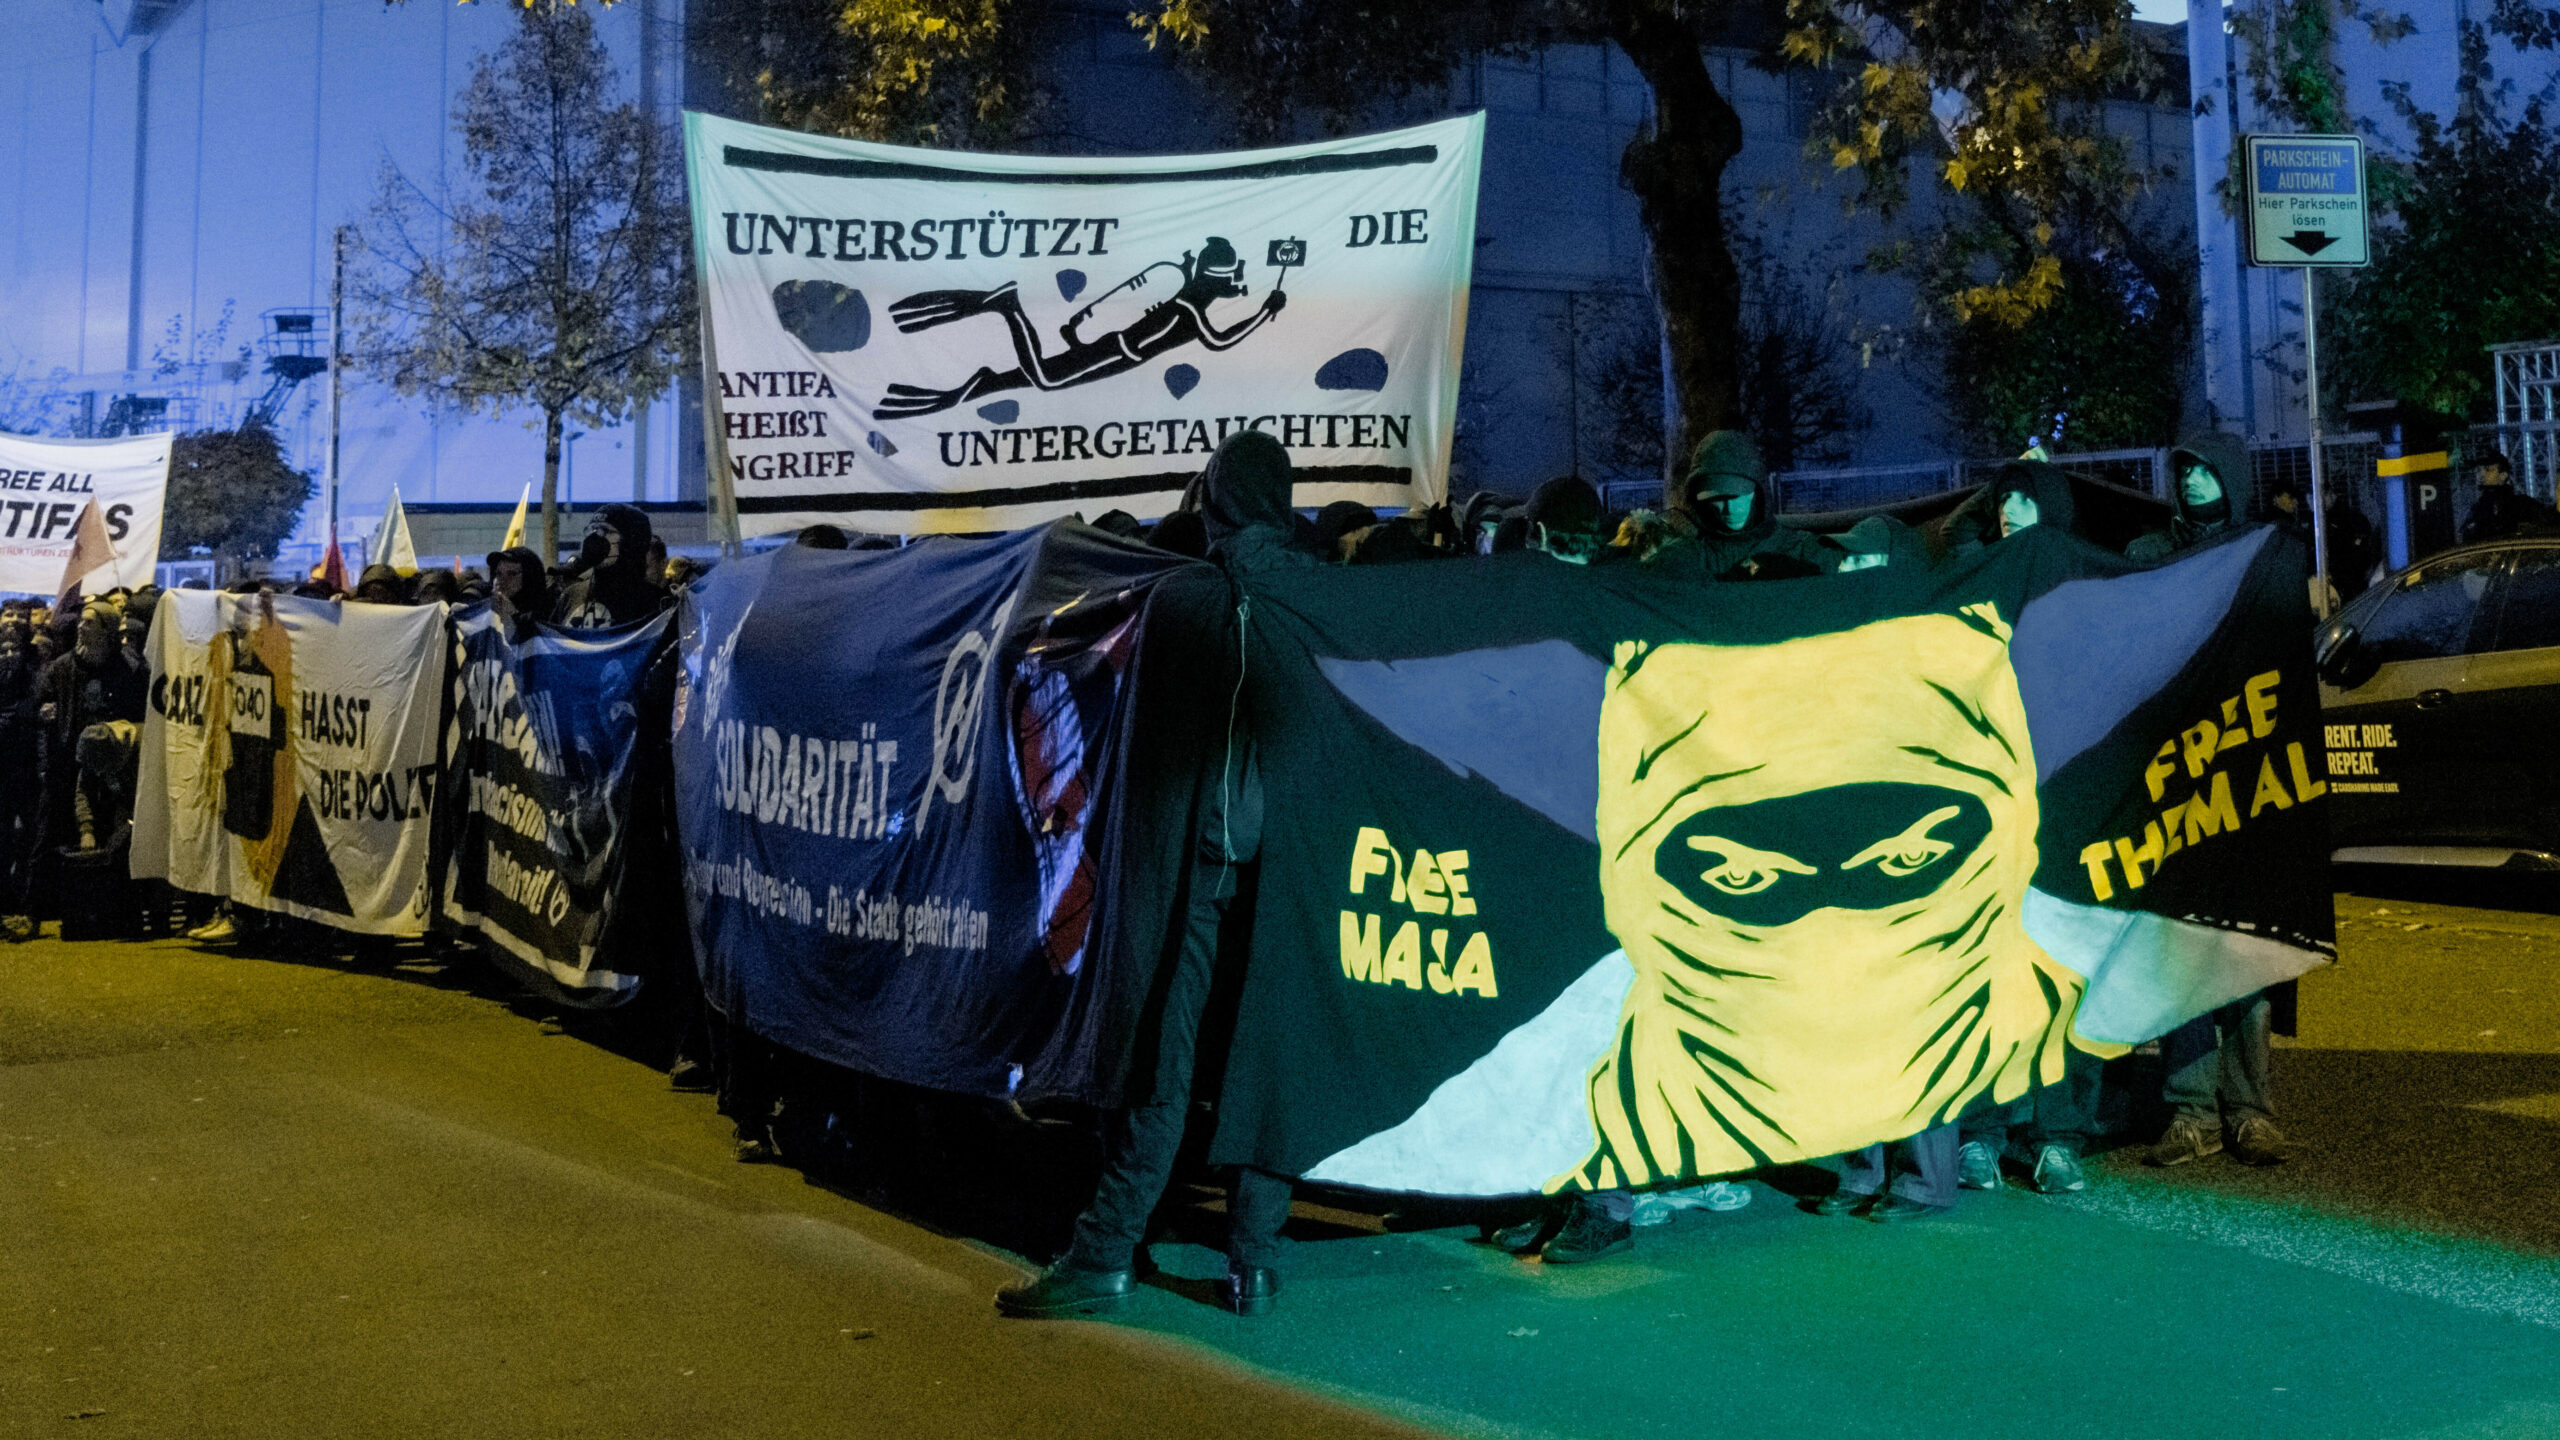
541,406,563,564
1608,0,1746,496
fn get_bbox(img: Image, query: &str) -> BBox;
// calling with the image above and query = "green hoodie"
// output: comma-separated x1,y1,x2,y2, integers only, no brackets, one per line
1654,430,1833,578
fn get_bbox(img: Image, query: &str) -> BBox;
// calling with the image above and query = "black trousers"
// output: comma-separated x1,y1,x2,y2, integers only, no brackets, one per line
1062,857,1289,1274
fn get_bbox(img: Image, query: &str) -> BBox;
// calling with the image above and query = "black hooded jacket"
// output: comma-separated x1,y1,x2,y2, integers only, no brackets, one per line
553,503,670,629
485,545,554,626
1659,430,1833,578
2130,432,2256,564
1182,428,1314,578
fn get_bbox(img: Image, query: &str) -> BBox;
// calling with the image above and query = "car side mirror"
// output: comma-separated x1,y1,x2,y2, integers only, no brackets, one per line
2317,622,2377,689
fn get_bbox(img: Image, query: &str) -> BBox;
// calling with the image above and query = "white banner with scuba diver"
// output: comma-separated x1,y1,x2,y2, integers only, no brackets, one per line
132,591,450,936
0,431,171,595
683,110,1482,536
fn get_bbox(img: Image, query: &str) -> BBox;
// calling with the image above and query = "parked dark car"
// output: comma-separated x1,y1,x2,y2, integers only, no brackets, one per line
2316,537,2560,868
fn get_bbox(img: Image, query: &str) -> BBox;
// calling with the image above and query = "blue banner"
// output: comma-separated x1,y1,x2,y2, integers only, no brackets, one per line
444,606,671,997
672,526,1189,1101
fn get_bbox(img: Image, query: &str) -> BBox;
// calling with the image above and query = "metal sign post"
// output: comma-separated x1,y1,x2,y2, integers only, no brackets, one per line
2243,134,2368,616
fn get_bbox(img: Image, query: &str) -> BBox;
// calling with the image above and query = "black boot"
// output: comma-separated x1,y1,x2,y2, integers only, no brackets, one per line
1218,1265,1281,1317
996,1265,1134,1319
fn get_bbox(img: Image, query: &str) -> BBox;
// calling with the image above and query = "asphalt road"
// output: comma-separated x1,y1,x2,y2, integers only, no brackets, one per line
6,873,2560,1440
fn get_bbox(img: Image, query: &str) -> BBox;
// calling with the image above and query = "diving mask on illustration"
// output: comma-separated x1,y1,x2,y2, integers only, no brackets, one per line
1572,610,2084,1189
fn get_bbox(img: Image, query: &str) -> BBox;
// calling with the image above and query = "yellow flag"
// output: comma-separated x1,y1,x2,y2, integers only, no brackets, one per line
501,483,531,552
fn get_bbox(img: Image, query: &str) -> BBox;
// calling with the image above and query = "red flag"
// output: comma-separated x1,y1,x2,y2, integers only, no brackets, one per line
320,535,349,594
52,499,115,611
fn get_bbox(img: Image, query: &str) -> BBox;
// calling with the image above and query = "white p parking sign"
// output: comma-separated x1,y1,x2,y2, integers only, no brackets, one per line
2244,134,2368,267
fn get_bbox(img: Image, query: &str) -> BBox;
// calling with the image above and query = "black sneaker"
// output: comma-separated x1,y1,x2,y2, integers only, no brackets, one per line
1865,1194,1954,1224
1540,1203,1632,1264
1801,1189,1874,1217
996,1266,1134,1319
1489,1204,1565,1256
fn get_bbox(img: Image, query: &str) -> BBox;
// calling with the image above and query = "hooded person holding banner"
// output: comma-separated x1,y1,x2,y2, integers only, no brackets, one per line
997,429,1309,1322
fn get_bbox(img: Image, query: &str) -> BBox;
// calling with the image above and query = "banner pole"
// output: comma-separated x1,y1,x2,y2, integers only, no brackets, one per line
2304,264,2332,619
328,225,346,568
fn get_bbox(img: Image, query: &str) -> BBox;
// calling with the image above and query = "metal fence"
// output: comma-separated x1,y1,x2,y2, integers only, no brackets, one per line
1604,430,2471,524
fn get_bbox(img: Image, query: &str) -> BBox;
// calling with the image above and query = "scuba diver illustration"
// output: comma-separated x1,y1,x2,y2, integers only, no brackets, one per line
872,236,1292,420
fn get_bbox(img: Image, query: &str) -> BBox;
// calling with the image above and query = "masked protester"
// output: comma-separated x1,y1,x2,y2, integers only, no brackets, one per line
2128,433,2254,564
485,546,553,631
1829,514,1928,573
1664,431,1834,579
999,429,1307,1324
38,604,144,869
1147,510,1208,559
0,631,41,919
354,565,409,605
413,570,464,607
1525,477,1604,564
554,503,670,629
2123,434,2296,1168
1989,459,2081,540
2269,480,2384,604
1456,490,1509,555
1312,501,1380,564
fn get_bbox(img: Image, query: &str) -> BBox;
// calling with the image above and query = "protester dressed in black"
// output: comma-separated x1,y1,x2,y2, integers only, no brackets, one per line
998,428,1307,1321
553,504,672,630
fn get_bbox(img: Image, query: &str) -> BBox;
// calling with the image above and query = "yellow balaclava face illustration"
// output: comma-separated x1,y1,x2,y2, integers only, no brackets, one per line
1569,610,2080,1191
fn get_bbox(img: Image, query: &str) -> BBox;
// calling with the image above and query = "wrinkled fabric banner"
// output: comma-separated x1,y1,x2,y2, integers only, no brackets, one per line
134,591,448,936
0,431,169,594
683,111,1481,535
444,606,669,998
1206,526,2334,1196
671,523,1189,1100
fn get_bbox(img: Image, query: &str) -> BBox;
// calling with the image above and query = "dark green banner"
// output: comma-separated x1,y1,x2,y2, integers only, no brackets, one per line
1208,525,2333,1195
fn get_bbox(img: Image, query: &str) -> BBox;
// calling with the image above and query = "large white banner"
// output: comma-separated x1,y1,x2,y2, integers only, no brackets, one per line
133,592,448,937
0,431,169,593
684,112,1482,536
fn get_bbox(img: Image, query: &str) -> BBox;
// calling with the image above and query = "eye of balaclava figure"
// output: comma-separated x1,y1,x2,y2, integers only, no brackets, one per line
1998,489,2040,537
2180,463,2225,510
1569,610,2087,1191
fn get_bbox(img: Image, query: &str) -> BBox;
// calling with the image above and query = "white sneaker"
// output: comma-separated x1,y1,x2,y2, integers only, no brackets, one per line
1629,1181,1753,1225
186,916,235,942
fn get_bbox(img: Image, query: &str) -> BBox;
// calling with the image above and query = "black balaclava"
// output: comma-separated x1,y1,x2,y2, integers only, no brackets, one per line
356,564,407,604
1190,429,1296,554
592,503,656,580
1526,476,1603,562
1149,510,1209,559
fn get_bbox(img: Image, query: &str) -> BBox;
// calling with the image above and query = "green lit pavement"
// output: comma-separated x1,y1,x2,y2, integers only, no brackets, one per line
1104,879,2560,1440
5,877,2558,1438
